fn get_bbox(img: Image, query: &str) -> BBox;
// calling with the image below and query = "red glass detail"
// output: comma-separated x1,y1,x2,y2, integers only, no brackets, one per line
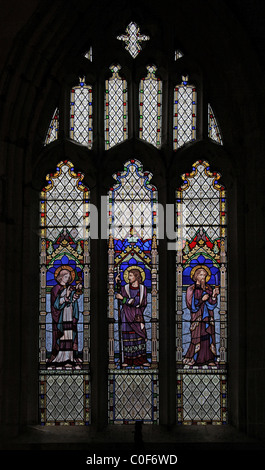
206,240,213,249
189,240,197,250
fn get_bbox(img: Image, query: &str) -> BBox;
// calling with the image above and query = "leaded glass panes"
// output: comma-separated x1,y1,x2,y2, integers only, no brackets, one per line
108,159,159,424
39,372,90,425
208,104,223,145
105,65,128,150
70,77,93,148
176,160,227,425
117,22,150,58
173,76,196,150
39,160,90,425
84,46,92,62
175,50,184,60
45,108,59,145
139,65,162,148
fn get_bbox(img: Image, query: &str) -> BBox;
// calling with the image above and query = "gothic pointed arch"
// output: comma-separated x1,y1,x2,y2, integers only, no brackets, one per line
1,0,264,453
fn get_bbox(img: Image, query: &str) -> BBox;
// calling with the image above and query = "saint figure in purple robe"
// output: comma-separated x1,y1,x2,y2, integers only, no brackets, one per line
116,267,150,368
183,266,219,366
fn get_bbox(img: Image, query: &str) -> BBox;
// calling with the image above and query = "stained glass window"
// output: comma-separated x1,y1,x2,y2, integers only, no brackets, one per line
39,160,90,425
108,159,159,424
139,65,162,148
84,46,92,62
175,50,184,60
45,108,59,145
117,22,150,58
173,75,196,150
70,77,93,148
208,104,223,145
105,65,128,150
176,160,227,425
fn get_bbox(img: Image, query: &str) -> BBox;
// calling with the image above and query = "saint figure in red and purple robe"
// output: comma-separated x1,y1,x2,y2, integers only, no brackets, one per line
116,267,150,368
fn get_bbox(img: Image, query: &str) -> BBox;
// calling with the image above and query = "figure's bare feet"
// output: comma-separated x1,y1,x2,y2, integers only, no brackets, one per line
183,358,195,366
122,363,128,367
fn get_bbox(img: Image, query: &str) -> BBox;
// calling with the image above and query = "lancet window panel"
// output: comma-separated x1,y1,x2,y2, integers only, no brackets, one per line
45,108,59,145
70,77,93,148
39,160,91,426
139,65,162,148
105,65,128,150
173,76,196,150
108,159,159,424
176,160,227,425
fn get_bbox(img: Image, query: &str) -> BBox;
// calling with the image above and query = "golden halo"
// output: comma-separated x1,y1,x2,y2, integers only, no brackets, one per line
190,265,211,283
123,266,146,284
54,265,75,284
